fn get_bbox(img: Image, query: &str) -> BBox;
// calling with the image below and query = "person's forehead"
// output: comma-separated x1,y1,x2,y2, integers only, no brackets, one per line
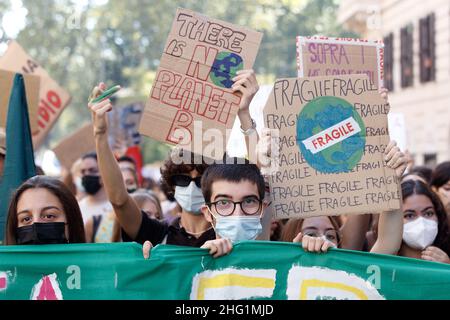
119,161,136,171
17,188,63,210
403,194,434,210
81,157,98,168
211,180,259,198
302,216,334,230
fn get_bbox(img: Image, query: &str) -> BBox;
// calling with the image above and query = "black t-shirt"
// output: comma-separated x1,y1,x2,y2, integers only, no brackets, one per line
121,211,216,247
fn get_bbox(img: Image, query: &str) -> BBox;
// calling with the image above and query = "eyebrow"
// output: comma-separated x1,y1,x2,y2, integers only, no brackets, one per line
17,206,62,215
302,227,318,231
213,194,259,201
404,207,434,213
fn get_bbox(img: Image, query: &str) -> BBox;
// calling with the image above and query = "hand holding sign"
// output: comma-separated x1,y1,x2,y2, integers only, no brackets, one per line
384,140,407,178
232,69,259,117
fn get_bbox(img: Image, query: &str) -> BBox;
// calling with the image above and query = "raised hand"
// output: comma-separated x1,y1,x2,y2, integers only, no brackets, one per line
384,140,407,178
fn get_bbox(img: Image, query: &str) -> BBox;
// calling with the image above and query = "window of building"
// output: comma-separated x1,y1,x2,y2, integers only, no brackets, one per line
384,33,394,91
424,154,437,168
419,13,436,83
400,24,414,88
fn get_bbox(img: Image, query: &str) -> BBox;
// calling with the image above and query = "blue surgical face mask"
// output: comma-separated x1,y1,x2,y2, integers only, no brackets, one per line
174,181,205,215
214,215,263,243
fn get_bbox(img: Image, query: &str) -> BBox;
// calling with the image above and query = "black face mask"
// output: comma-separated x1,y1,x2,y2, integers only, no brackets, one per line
127,188,137,194
82,175,102,195
16,222,68,245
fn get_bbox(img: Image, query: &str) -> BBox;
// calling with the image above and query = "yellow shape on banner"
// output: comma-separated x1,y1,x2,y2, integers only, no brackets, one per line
300,279,369,300
197,274,275,300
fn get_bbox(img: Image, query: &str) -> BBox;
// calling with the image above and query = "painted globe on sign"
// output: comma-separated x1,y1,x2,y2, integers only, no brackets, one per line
296,96,366,174
210,52,244,89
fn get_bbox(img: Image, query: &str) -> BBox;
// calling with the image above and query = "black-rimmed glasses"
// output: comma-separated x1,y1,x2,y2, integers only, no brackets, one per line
207,197,263,217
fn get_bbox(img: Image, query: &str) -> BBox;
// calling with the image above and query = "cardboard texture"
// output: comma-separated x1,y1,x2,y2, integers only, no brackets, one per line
297,36,384,89
263,74,401,218
0,41,72,149
53,123,95,169
139,8,263,160
0,69,40,133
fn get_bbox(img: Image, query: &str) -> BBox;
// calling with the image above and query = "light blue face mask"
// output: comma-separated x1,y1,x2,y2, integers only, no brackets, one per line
174,181,205,215
214,215,263,243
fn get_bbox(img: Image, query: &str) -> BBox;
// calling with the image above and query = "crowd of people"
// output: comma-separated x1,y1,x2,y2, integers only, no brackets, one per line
2,69,450,270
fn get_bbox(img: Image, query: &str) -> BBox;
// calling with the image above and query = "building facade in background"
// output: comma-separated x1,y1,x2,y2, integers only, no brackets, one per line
339,0,450,167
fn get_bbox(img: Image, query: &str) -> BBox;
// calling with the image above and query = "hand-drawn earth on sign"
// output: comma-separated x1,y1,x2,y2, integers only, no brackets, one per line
297,96,366,174
210,51,244,88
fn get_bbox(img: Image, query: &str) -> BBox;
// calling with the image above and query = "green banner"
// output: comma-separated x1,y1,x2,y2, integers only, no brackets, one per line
0,241,449,300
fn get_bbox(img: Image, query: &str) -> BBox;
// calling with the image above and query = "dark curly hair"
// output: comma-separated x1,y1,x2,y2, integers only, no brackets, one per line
160,149,209,200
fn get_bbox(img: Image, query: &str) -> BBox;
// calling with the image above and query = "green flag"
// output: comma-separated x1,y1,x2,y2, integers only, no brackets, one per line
0,74,36,243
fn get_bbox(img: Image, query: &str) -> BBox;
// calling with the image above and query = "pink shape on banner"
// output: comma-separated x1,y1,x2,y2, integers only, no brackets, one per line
36,276,58,300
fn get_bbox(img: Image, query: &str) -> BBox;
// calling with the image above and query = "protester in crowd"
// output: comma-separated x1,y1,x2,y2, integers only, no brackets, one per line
118,155,137,172
89,70,259,251
121,167,139,194
198,159,269,257
131,190,163,221
402,166,433,185
4,175,86,245
159,177,182,224
280,216,342,248
85,166,140,243
398,180,450,264
77,152,112,224
71,158,87,201
430,161,450,220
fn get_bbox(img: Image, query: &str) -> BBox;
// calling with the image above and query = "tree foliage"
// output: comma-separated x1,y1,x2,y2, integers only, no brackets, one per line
0,0,356,164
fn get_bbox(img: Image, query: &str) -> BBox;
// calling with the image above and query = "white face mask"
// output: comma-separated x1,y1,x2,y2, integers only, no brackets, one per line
174,181,205,215
403,217,438,250
214,215,263,243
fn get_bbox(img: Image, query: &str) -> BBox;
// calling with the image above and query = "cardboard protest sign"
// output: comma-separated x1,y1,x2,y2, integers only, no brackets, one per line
139,8,263,160
297,36,384,89
0,69,39,132
0,41,71,149
263,75,401,218
53,123,94,169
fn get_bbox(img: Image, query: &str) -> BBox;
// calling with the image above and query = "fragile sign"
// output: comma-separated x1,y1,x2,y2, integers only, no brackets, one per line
0,41,71,149
139,8,263,160
297,36,384,89
263,75,401,218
